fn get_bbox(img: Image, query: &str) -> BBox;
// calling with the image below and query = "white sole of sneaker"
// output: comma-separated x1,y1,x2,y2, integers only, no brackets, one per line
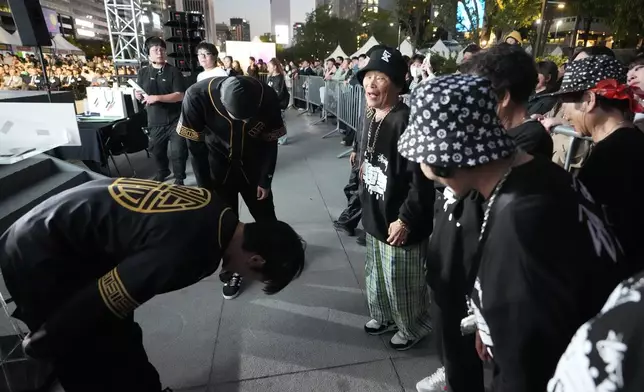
365,324,399,336
223,291,241,300
391,336,425,351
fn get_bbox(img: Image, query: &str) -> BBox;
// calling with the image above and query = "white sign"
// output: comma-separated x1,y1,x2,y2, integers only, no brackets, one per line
152,12,161,29
77,28,95,37
86,87,127,118
275,24,289,45
75,18,94,28
0,103,80,164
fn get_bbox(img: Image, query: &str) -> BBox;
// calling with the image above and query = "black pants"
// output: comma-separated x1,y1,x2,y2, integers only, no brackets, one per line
148,119,188,180
215,168,277,223
14,303,161,392
53,316,161,392
429,191,485,392
337,165,361,230
431,290,484,392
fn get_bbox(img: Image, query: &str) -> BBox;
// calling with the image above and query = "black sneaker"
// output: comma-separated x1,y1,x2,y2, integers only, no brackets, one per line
333,220,355,236
223,274,242,299
174,179,185,186
356,233,366,246
219,270,234,283
152,172,170,182
364,319,398,335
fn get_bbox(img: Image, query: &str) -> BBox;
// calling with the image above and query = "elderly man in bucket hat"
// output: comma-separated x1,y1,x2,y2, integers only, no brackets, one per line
399,74,624,392
354,46,435,351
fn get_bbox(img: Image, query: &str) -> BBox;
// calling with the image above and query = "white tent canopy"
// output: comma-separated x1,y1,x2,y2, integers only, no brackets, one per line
430,39,460,59
398,39,414,57
550,46,563,56
52,34,82,52
326,45,349,60
0,27,19,45
351,36,380,58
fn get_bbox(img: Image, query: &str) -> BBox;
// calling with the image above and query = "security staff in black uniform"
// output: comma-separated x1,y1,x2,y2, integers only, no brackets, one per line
134,37,188,185
176,76,286,299
0,178,305,392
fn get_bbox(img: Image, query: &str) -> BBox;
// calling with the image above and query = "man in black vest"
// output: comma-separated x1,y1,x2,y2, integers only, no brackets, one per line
176,76,286,299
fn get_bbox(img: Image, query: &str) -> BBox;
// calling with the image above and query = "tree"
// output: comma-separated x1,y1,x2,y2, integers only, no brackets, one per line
608,0,644,47
484,0,541,43
396,0,434,48
457,0,484,41
567,0,614,47
293,5,359,61
358,9,399,47
259,33,276,43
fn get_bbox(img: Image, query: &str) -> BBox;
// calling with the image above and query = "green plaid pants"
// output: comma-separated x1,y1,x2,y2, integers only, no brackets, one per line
365,234,432,340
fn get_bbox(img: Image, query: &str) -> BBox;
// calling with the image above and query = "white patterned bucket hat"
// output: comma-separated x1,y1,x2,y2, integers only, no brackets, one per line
398,74,516,168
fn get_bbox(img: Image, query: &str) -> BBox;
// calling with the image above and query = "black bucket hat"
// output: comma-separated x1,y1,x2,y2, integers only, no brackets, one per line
356,46,409,94
546,55,627,97
398,74,516,168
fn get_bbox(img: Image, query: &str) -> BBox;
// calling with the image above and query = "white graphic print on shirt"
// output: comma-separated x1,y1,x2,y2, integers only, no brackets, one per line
476,177,621,357
363,154,389,199
547,276,644,392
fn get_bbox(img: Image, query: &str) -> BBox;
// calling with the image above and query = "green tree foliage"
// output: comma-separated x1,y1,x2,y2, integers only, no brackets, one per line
259,33,276,43
292,5,359,61
609,0,644,46
396,0,434,48
358,9,399,47
485,0,540,36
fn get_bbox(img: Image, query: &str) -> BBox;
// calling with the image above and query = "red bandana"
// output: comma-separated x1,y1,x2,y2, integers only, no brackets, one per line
589,79,644,113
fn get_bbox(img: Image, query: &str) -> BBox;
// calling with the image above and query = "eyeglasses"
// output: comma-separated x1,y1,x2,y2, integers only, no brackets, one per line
198,52,213,58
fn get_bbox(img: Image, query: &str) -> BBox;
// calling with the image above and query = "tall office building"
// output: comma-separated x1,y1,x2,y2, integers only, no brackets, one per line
230,17,250,41
316,0,396,20
215,22,230,46
270,0,290,45
37,0,110,40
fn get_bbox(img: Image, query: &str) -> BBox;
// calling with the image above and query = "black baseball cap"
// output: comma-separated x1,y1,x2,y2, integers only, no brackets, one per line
220,77,262,120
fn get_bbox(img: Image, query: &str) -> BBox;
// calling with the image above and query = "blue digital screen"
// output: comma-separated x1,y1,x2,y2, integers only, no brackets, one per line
456,0,486,32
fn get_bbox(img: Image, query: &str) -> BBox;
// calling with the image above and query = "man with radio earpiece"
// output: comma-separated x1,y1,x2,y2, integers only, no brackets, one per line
134,37,188,185
177,75,286,299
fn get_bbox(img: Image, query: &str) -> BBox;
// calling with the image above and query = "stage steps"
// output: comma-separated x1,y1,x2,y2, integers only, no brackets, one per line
0,156,105,235
0,156,104,392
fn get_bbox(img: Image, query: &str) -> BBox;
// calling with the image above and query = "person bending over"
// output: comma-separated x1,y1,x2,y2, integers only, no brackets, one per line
0,178,305,392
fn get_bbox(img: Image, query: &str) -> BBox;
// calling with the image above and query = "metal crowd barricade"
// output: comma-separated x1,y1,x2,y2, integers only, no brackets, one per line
305,76,326,125
291,75,308,113
550,125,593,171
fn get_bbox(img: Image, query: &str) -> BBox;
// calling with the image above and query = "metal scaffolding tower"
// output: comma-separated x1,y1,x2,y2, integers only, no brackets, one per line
104,0,147,64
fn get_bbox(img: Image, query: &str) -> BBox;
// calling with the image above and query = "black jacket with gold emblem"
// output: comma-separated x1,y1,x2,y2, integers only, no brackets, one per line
176,76,286,190
0,178,238,353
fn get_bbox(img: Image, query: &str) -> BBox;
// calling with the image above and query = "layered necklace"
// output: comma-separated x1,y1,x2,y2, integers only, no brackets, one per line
364,102,398,162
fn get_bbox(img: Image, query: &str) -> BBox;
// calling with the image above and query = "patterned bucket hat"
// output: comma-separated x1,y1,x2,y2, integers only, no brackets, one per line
398,74,516,168
547,55,627,97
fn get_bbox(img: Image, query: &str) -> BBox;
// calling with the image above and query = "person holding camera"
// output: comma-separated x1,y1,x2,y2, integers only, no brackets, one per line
134,37,188,185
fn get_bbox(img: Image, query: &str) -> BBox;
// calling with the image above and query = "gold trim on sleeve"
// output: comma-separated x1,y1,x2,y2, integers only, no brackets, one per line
177,124,202,141
98,268,140,319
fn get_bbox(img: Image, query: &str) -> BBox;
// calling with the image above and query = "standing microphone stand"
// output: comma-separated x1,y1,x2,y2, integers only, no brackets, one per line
36,44,52,104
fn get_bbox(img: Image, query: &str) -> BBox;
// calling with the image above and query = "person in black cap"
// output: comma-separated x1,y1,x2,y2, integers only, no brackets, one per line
539,55,644,279
398,73,625,392
354,46,435,351
176,75,286,299
134,37,188,185
0,178,305,392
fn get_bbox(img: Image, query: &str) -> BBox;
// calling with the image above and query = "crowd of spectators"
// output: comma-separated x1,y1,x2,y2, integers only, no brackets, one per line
0,52,136,93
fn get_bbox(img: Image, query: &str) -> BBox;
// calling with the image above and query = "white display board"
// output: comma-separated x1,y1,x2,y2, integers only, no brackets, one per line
86,86,127,118
224,41,277,71
0,103,80,164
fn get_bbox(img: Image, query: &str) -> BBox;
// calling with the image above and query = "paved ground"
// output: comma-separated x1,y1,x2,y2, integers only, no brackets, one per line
1,109,441,392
